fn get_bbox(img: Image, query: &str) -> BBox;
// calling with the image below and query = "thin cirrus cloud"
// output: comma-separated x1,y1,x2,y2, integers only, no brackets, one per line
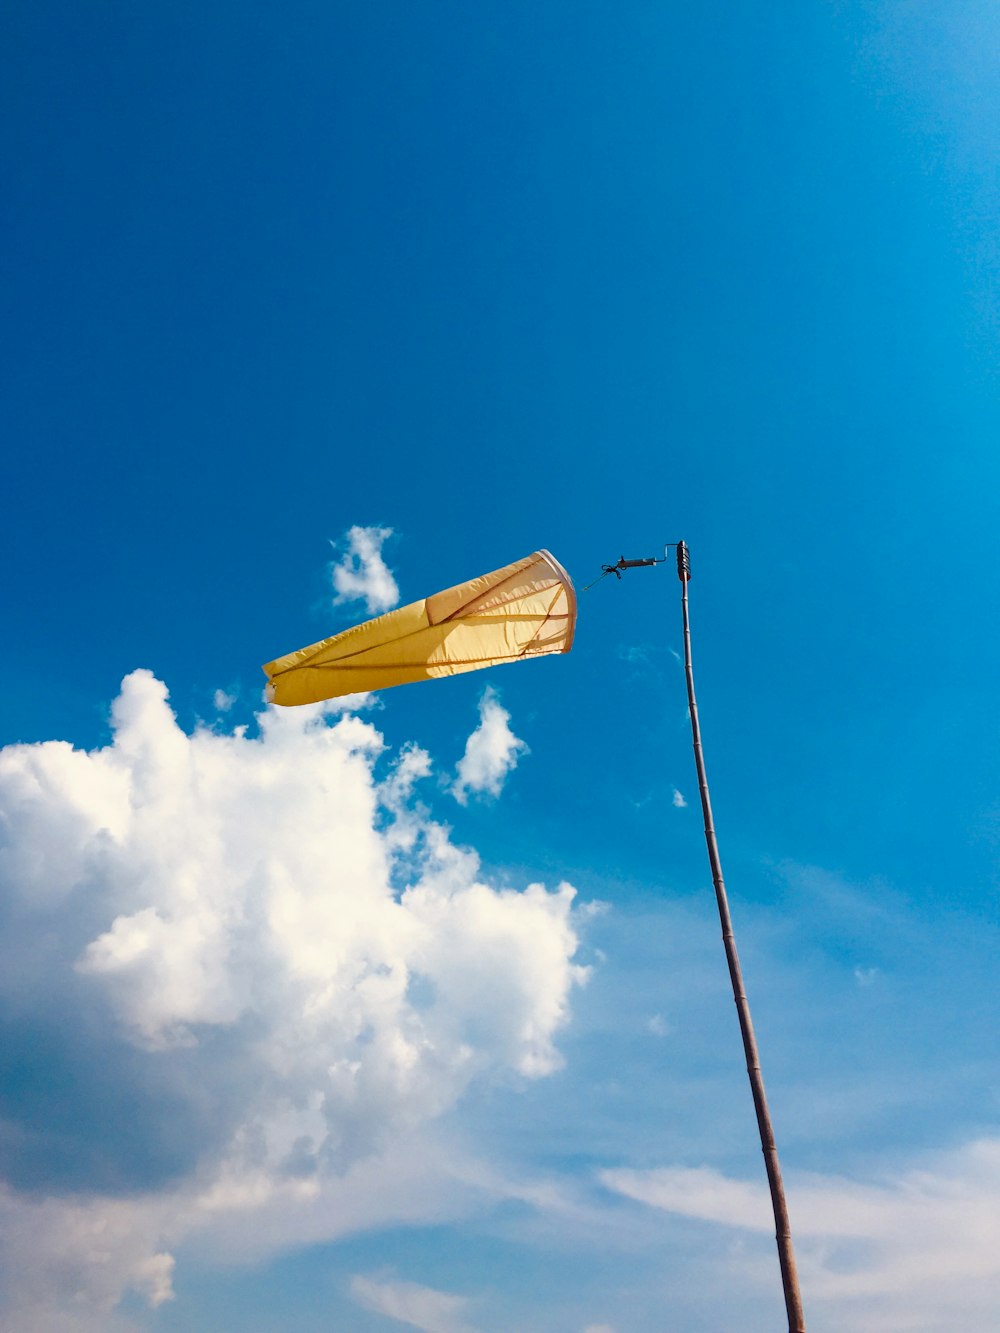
330,524,400,613
0,670,585,1330
601,1138,1000,1331
451,687,529,805
350,1274,479,1333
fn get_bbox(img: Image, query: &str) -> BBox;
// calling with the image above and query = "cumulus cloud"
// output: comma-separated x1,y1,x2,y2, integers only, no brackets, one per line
330,524,399,613
350,1274,478,1333
0,671,584,1329
601,1139,1000,1331
452,688,528,805
671,788,687,809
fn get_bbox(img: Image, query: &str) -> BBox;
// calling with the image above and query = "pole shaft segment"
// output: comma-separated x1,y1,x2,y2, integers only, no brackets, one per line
678,543,806,1333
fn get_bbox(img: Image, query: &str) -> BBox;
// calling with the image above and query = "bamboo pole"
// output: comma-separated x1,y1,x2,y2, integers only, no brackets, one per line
677,540,806,1333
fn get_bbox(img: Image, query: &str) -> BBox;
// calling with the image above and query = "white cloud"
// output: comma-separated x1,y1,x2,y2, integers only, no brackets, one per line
0,1185,176,1332
330,524,399,613
601,1139,1000,1332
671,787,687,808
350,1274,478,1333
0,671,585,1328
213,688,235,712
602,1164,772,1230
452,687,528,805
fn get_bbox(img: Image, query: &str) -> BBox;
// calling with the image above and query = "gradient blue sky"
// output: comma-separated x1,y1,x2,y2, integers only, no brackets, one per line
2,3,999,1330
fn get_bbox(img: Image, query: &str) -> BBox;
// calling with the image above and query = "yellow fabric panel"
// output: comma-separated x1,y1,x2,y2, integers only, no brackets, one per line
263,550,576,706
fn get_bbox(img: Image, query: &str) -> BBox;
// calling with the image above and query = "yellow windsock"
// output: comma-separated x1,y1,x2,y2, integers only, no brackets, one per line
263,550,576,706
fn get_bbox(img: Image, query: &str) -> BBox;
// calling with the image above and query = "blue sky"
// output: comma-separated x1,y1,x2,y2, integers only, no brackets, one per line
2,3,999,1330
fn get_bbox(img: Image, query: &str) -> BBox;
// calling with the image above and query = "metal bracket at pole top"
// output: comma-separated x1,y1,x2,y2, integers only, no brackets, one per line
584,542,689,590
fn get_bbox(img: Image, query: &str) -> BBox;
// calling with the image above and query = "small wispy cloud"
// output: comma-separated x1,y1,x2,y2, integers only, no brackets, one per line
618,644,651,668
350,1274,478,1333
452,687,528,804
646,1013,669,1037
601,1165,771,1230
853,966,879,987
330,524,399,613
671,787,687,809
213,688,236,712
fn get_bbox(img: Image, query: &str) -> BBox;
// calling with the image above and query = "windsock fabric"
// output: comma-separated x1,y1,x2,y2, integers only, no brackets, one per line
263,550,576,706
